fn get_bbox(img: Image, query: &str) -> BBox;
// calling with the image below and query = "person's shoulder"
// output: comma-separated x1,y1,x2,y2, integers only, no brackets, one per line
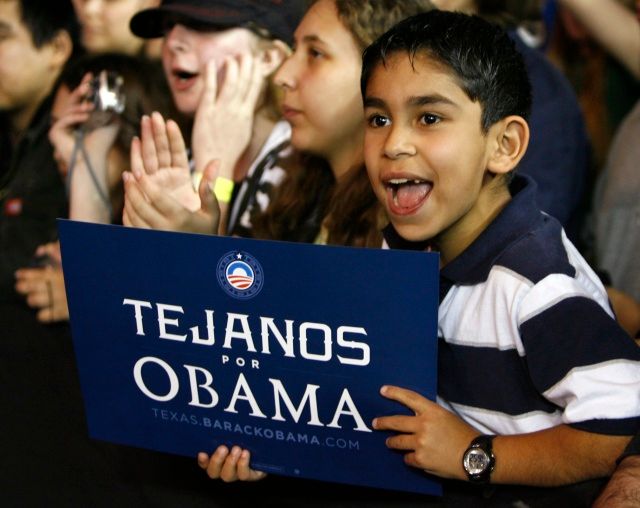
493,211,577,284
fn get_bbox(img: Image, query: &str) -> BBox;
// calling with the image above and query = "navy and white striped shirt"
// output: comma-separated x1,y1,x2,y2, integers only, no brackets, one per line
385,175,640,436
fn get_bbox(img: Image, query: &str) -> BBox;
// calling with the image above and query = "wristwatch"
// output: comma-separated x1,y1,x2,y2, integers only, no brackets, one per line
462,434,495,484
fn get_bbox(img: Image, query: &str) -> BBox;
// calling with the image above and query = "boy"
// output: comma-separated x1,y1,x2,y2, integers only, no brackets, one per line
362,8,640,496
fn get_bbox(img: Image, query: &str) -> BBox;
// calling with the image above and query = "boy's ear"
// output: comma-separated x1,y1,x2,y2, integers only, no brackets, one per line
487,115,530,175
259,40,289,77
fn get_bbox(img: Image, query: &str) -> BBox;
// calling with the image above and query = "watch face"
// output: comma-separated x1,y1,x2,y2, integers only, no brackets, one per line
463,448,490,475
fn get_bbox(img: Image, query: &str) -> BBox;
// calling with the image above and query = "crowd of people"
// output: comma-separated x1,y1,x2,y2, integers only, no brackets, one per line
1,0,639,506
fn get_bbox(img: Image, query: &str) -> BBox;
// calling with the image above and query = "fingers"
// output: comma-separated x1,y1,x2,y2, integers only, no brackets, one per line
14,271,50,306
70,72,94,106
51,107,92,130
140,115,158,174
138,113,188,175
122,172,155,229
130,137,145,177
123,170,186,231
166,119,190,169
372,413,419,433
35,241,61,265
196,161,222,234
219,54,261,110
201,59,218,107
203,445,230,480
237,449,267,481
199,446,266,482
199,160,221,210
243,53,265,110
379,385,432,415
150,112,171,169
217,55,240,104
385,432,419,452
14,266,68,322
135,170,185,221
197,452,211,470
219,446,244,481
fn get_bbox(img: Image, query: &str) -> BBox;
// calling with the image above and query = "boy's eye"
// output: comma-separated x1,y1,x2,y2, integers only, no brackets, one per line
366,114,390,128
420,113,440,125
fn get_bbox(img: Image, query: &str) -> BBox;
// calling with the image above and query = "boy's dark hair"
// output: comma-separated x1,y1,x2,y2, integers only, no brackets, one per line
17,0,78,49
361,9,532,133
475,0,542,28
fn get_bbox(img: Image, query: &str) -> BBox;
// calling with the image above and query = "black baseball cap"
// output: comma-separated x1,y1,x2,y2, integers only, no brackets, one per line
130,0,306,45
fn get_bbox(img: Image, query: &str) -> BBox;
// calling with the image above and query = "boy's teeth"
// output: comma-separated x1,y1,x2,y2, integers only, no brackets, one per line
389,178,425,185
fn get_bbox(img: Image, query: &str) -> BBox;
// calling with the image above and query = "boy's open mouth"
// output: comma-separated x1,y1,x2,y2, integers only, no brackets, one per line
386,178,432,213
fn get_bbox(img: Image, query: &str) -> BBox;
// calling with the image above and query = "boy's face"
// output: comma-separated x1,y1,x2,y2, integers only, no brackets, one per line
364,52,496,244
0,1,60,118
162,24,257,115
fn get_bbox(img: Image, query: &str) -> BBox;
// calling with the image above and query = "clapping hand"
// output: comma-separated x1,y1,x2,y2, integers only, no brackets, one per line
122,112,221,234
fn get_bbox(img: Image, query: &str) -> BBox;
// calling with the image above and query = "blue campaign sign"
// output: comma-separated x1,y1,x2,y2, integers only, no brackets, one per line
58,220,441,496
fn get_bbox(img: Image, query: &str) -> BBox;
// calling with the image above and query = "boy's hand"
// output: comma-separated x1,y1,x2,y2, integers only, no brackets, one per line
197,445,267,482
373,385,479,480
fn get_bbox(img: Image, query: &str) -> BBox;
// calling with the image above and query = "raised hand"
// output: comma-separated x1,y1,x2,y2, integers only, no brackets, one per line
191,53,265,179
49,73,94,177
49,71,122,223
122,156,221,234
134,112,198,210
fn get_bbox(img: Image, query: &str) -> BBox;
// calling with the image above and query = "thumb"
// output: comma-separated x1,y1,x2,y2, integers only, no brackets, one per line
198,159,222,228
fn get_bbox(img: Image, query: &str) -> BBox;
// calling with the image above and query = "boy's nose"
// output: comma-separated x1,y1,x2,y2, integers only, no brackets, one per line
384,128,417,159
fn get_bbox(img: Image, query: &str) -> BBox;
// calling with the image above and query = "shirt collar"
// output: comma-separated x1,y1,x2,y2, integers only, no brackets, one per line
383,174,541,284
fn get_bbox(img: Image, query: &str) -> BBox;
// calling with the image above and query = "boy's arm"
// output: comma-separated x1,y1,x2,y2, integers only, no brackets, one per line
375,385,631,486
490,425,630,486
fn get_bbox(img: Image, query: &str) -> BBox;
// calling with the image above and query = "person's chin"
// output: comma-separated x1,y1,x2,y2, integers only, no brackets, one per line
390,218,434,244
173,96,198,117
289,129,316,154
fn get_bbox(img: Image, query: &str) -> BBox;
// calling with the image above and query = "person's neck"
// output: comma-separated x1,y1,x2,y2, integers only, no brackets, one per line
9,95,46,143
233,107,277,182
436,176,512,267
